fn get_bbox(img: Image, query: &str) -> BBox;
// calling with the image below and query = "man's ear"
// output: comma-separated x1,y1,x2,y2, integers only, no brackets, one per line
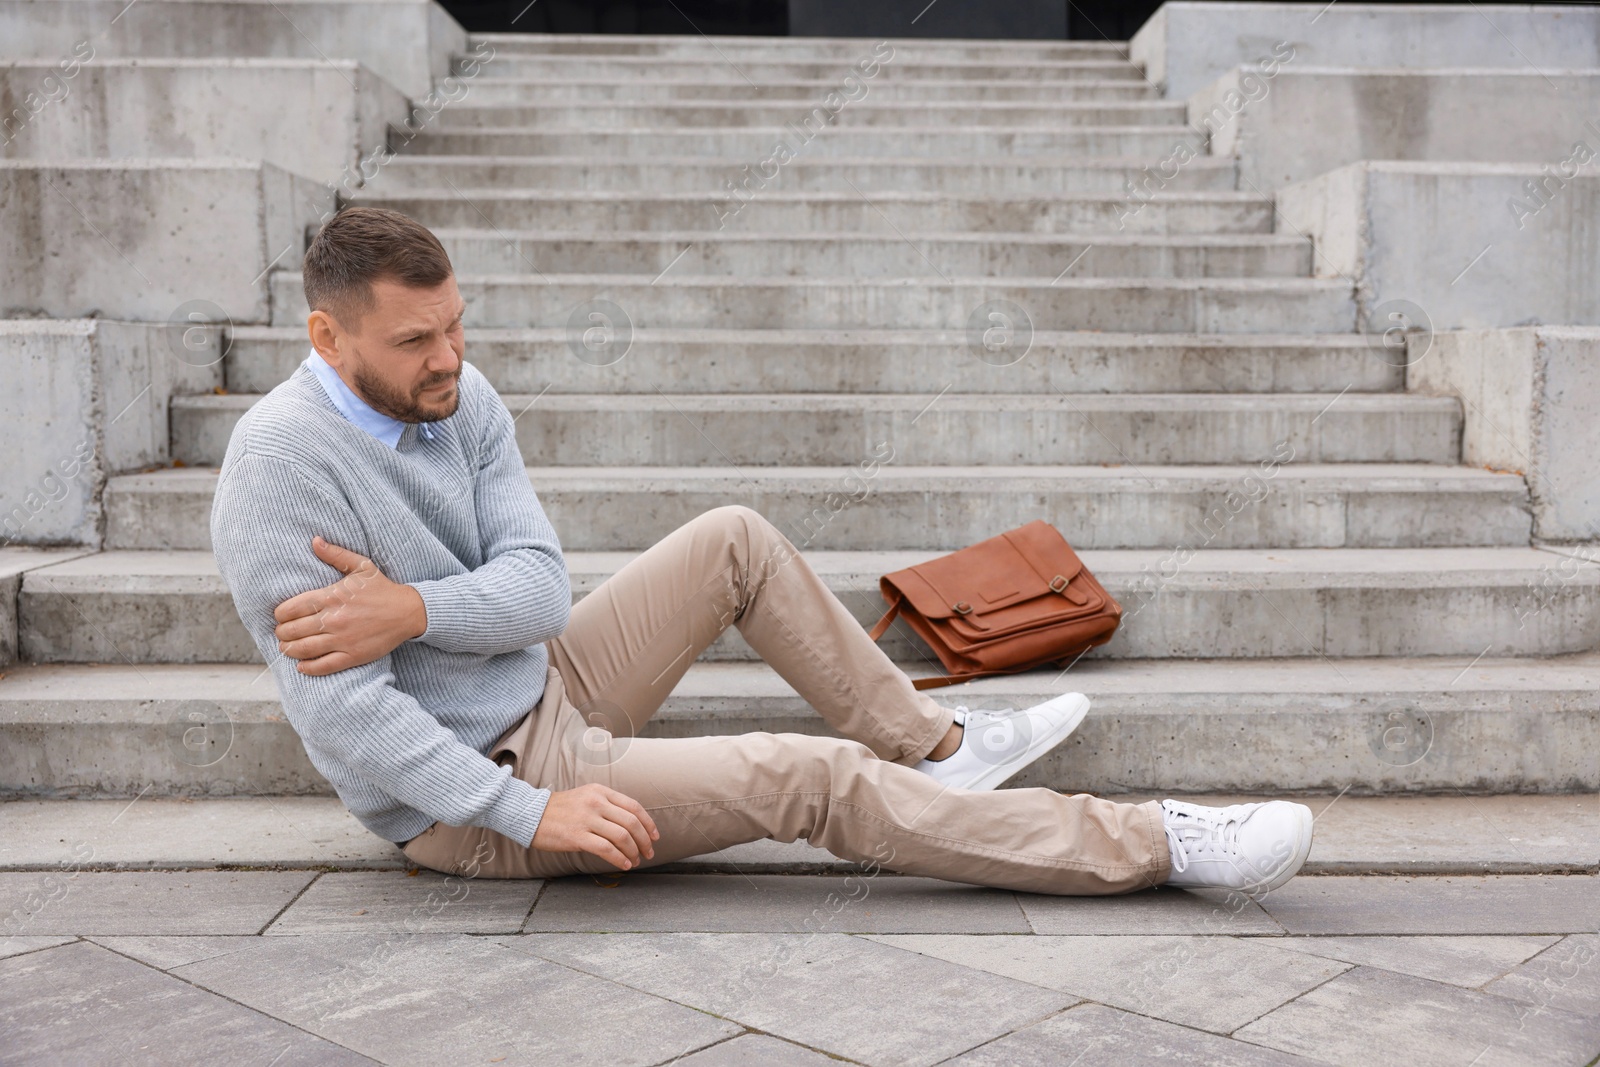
308,308,344,369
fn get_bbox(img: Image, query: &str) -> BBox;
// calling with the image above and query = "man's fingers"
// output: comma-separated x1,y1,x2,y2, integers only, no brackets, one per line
606,789,660,841
608,804,655,863
582,833,635,872
602,798,656,861
274,614,329,643
274,539,379,629
311,536,371,575
295,651,357,676
273,590,323,624
279,633,341,661
531,786,661,870
589,815,643,865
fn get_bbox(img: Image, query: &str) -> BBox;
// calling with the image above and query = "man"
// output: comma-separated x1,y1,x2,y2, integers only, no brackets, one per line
211,206,1314,895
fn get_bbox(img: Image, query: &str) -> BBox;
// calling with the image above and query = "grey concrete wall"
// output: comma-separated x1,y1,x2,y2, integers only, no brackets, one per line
1197,67,1600,190
0,160,332,324
0,0,466,98
1276,162,1600,330
1132,2,1600,97
0,60,408,186
1410,328,1600,544
1,321,220,548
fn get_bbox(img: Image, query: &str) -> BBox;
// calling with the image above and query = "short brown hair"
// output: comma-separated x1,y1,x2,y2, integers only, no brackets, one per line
302,206,453,326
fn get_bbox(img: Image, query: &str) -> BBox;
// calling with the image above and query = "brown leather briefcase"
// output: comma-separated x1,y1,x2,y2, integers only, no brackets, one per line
865,519,1122,690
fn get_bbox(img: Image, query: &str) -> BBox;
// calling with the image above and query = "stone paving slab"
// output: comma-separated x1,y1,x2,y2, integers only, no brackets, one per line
91,934,256,971
504,931,1075,1066
5,794,1592,875
1258,875,1600,934
675,1033,845,1066
1258,934,1560,987
523,873,1031,933
1016,885,1282,935
1234,965,1600,1067
172,932,740,1067
0,940,378,1065
0,934,74,960
860,934,1350,1034
943,1002,1320,1066
1485,934,1600,1018
267,872,542,935
0,870,315,935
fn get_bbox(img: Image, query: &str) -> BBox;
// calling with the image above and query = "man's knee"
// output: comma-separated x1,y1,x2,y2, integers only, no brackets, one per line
701,503,769,538
697,504,793,575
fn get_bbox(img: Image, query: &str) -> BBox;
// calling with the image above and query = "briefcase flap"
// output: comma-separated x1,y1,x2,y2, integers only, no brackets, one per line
883,520,1090,622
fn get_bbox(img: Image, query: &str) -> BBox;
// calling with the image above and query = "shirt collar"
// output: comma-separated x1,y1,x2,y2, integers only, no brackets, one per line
304,348,434,448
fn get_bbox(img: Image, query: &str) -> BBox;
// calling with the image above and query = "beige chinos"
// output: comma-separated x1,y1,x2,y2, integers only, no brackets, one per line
402,505,1171,894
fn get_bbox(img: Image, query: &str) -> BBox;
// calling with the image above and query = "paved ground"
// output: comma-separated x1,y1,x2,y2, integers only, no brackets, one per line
2,797,1598,1066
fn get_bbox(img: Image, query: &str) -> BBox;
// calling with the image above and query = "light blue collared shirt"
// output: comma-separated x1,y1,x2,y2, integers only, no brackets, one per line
305,348,435,447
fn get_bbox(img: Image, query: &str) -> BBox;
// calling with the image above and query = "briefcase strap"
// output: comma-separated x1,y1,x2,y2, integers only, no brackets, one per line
867,594,902,641
908,661,1056,690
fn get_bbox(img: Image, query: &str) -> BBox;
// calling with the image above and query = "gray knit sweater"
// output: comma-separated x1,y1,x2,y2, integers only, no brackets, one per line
210,359,570,847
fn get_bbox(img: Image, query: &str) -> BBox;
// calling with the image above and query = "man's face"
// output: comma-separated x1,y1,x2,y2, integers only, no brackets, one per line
309,274,466,423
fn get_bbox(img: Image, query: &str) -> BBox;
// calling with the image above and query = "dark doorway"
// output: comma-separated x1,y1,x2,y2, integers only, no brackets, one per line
445,0,789,34
438,0,1584,39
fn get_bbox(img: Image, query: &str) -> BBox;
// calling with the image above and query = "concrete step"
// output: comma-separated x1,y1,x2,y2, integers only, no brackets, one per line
0,549,93,668
428,100,1189,129
396,125,1200,159
5,793,1595,873
367,155,1237,194
102,466,1530,552
267,273,1355,333
516,464,1530,551
460,78,1162,104
222,328,1399,396
171,392,1459,469
348,190,1273,234
423,231,1311,279
4,653,1596,798
469,33,1128,62
468,55,1147,82
16,548,1591,667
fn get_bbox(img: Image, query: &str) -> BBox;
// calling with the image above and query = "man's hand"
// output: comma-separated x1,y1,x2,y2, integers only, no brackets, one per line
273,537,428,676
531,783,660,870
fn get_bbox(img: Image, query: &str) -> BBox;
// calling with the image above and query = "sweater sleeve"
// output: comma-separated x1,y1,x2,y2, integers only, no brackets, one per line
210,451,551,847
408,381,573,655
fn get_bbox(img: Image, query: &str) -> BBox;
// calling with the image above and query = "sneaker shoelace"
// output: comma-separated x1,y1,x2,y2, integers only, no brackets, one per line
1162,803,1244,876
961,706,1012,726
956,705,1027,756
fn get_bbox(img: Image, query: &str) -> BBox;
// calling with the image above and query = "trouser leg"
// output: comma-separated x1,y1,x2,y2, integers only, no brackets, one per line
546,503,954,765
409,660,1169,893
616,731,1170,896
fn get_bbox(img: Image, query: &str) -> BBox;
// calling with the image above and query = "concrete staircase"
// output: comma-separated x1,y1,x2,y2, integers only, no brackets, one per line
4,32,1597,805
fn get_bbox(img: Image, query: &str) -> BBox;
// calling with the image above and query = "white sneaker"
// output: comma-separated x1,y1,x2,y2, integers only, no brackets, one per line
913,692,1091,792
1160,798,1314,896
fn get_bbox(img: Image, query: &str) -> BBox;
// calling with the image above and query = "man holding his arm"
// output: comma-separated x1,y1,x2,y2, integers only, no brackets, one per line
210,206,1313,896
